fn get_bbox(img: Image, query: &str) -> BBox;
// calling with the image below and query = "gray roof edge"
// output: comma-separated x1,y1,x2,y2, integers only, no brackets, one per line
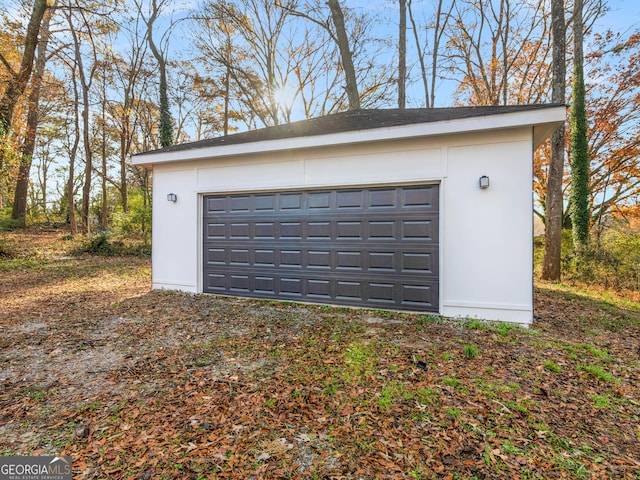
134,104,566,159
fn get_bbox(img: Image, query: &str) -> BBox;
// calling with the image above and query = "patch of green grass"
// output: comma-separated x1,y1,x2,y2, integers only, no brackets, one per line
553,456,589,479
445,407,461,417
377,382,405,409
343,342,377,379
483,445,492,467
194,357,212,367
504,399,529,415
323,379,339,396
502,440,524,455
580,343,610,361
415,313,443,330
414,387,437,404
442,377,459,389
79,401,101,413
268,348,282,359
264,398,276,408
579,364,614,383
465,319,484,330
23,385,46,401
407,467,429,479
411,410,432,423
591,394,612,409
0,257,40,271
463,344,479,359
496,322,515,337
544,361,561,373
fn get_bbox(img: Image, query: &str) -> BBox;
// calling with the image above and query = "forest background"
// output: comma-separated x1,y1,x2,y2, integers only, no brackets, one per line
1,0,640,291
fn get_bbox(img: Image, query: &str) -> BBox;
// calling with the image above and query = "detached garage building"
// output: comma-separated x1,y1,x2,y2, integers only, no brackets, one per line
133,105,565,325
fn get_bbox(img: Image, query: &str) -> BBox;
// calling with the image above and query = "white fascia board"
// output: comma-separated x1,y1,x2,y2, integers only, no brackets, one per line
133,106,566,166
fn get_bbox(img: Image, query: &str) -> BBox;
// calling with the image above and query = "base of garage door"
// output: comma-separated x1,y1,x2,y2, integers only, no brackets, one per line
203,184,439,312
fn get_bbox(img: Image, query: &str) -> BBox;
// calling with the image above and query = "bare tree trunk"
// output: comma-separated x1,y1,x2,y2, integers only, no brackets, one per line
430,0,454,108
398,0,406,109
327,0,360,110
81,91,92,235
147,0,174,147
407,0,429,107
542,0,566,281
66,6,97,235
501,0,510,105
11,9,52,224
101,72,108,229
68,71,80,235
120,111,129,213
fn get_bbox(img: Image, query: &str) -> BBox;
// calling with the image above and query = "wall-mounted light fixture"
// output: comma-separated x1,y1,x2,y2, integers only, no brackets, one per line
167,193,177,202
479,175,490,190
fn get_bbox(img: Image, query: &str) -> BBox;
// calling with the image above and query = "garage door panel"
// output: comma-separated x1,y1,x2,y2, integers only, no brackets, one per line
337,190,364,209
229,223,250,239
206,273,226,290
368,283,395,303
255,194,276,211
281,277,303,295
309,192,331,209
230,249,250,265
255,276,275,294
308,279,331,297
308,221,331,238
368,221,395,239
368,189,396,208
203,185,439,312
368,251,396,271
308,251,331,268
230,196,251,212
229,275,250,292
403,186,435,207
281,193,303,210
207,223,225,239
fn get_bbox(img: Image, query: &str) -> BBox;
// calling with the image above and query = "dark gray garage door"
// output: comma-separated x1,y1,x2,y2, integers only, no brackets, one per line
203,185,439,312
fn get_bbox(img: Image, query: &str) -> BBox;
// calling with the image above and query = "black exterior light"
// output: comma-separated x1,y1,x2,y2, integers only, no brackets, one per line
479,175,490,190
167,193,177,202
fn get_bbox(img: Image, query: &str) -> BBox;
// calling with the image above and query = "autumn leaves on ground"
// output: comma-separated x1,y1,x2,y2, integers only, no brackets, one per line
1,228,639,479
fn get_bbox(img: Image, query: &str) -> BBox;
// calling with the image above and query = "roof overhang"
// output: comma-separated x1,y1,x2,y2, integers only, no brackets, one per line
133,106,566,167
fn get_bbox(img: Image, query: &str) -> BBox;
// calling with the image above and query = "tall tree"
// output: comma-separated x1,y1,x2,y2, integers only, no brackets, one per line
0,0,48,135
583,29,640,237
0,0,48,209
10,7,53,224
541,0,566,281
398,0,406,109
195,0,296,128
145,0,174,147
570,0,590,249
327,0,359,109
64,2,106,234
447,0,552,106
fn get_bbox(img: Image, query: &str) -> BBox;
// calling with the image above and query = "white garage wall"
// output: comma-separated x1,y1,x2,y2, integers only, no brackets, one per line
441,139,533,324
151,168,199,291
150,127,534,324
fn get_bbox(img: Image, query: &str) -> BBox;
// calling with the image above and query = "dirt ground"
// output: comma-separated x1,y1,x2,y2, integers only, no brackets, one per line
1,228,639,479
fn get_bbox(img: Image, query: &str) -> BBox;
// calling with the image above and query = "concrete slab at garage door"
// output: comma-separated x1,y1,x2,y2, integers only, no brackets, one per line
203,184,439,311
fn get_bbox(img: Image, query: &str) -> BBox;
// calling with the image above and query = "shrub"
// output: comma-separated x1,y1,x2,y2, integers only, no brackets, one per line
110,190,151,245
0,207,23,231
536,226,640,292
75,232,115,255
